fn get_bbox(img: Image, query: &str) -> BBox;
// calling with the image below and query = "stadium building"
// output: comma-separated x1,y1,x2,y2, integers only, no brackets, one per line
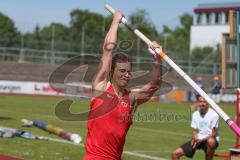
190,2,240,50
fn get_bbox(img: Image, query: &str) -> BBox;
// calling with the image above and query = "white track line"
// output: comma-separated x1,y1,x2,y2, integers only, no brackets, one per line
0,123,166,160
45,137,84,146
123,151,166,160
133,127,235,142
40,137,166,160
125,149,229,153
134,127,188,136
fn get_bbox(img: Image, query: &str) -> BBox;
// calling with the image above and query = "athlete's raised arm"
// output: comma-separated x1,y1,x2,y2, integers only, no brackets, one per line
131,41,162,106
93,11,123,90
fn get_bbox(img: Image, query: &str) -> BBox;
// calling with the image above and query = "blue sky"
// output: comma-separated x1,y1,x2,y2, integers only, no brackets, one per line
0,0,234,33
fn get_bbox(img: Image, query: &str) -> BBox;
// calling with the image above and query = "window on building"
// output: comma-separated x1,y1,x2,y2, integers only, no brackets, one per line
197,13,201,24
219,13,223,24
215,13,219,24
206,13,210,24
225,12,229,24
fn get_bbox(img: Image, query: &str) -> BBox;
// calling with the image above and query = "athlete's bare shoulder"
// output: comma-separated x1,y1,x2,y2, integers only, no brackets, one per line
92,80,110,97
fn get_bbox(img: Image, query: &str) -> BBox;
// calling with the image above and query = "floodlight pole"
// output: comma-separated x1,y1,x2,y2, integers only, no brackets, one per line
51,24,55,65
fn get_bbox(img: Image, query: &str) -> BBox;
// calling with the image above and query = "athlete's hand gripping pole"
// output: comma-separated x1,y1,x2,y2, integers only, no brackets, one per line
105,3,240,136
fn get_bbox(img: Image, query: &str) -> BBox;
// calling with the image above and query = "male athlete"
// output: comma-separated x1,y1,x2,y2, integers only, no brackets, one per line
84,11,162,160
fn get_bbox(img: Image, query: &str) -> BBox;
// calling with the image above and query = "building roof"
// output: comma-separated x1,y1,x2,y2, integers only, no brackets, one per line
194,2,240,13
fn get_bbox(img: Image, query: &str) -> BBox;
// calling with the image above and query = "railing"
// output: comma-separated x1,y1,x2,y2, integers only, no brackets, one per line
0,47,221,75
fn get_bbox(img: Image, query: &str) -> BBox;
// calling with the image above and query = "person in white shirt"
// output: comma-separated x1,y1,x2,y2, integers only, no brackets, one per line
172,96,219,160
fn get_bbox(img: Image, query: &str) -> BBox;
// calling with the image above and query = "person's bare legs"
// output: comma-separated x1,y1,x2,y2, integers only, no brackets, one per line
172,147,185,160
205,137,217,160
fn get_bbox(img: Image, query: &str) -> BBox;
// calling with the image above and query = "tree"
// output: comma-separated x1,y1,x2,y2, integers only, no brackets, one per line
159,13,193,59
190,46,219,63
127,9,159,57
69,9,106,52
128,9,158,38
23,23,71,50
24,25,43,49
40,23,70,50
0,12,20,47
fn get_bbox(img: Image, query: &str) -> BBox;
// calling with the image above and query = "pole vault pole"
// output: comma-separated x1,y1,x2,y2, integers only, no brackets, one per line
105,3,240,136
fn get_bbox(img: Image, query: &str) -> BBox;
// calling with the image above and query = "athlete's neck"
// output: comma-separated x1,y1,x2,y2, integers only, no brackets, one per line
112,82,125,97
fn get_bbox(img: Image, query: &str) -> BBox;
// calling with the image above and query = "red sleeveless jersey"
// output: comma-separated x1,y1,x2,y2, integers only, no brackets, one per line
84,83,133,160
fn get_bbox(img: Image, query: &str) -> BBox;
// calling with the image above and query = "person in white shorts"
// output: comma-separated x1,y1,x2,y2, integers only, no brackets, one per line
172,96,219,160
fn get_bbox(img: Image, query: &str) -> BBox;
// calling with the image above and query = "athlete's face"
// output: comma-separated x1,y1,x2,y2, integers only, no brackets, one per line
112,62,131,88
198,96,208,114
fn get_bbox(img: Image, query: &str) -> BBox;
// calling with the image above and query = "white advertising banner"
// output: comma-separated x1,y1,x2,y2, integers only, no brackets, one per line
33,82,65,96
0,80,237,102
0,80,65,96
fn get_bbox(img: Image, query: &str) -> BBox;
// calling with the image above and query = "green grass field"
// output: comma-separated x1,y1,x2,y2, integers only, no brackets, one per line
0,95,237,160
